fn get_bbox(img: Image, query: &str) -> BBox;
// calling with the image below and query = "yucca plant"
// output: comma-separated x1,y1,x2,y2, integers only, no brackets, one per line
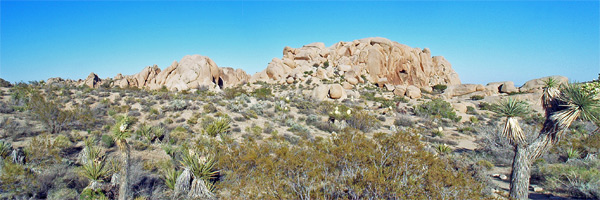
162,168,181,190
492,98,529,145
175,149,219,198
205,117,231,137
0,140,12,159
111,116,134,200
81,158,108,182
435,144,452,155
542,77,561,111
136,124,154,143
493,83,600,199
566,147,581,160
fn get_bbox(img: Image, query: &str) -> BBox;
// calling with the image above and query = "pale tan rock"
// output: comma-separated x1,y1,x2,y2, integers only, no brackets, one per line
286,77,294,84
338,65,351,72
384,84,395,91
421,86,433,93
329,84,344,99
258,37,461,88
342,82,354,89
443,84,485,98
405,85,421,99
312,84,330,101
346,77,359,85
520,76,568,92
393,85,407,96
84,72,101,88
499,81,518,93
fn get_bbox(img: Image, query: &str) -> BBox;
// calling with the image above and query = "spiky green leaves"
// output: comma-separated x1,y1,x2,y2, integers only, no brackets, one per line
0,140,12,159
204,117,231,137
492,98,530,118
80,142,108,182
551,84,600,130
180,150,219,181
111,115,133,150
542,77,561,111
492,98,530,145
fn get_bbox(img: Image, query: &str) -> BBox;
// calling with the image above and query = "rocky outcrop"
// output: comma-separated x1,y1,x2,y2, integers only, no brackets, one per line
443,84,485,98
109,55,251,91
83,72,102,88
519,76,568,93
251,37,461,88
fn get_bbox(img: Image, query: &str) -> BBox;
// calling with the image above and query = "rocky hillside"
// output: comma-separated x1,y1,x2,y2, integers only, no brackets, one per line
252,37,461,88
51,37,461,92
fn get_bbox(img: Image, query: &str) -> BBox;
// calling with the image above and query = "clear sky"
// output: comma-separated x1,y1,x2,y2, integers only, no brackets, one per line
1,1,599,85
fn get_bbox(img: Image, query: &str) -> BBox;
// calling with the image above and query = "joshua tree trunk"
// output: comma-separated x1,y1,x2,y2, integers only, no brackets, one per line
509,144,532,199
119,144,131,200
509,118,571,199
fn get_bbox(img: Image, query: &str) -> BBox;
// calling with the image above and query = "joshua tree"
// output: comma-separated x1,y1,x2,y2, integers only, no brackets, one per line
492,79,599,199
174,149,218,199
111,116,134,200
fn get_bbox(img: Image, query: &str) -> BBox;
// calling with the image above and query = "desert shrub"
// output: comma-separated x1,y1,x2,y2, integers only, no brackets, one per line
0,101,14,114
478,102,494,110
223,86,246,100
534,159,600,199
476,160,494,170
167,99,188,111
252,87,272,100
345,110,380,132
432,84,447,93
203,103,218,113
475,125,514,166
216,129,490,199
169,126,189,144
0,116,22,139
0,160,36,196
28,93,78,134
414,98,461,122
394,116,415,127
470,95,484,100
24,134,63,166
466,106,477,115
101,134,115,148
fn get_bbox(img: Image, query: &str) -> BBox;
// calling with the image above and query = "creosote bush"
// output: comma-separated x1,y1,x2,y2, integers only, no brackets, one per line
215,129,491,199
414,98,461,122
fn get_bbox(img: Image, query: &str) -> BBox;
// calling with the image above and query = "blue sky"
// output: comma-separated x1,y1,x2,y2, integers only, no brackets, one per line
1,1,598,85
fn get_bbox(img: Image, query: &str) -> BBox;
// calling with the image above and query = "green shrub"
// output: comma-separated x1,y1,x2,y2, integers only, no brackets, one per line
432,84,447,93
252,87,272,100
476,160,494,170
203,103,218,113
346,110,379,132
535,160,600,199
101,134,115,147
28,93,77,133
470,95,484,100
216,129,490,199
223,86,246,100
415,99,461,122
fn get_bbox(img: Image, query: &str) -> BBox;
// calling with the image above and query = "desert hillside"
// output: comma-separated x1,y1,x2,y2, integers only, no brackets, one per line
0,38,599,200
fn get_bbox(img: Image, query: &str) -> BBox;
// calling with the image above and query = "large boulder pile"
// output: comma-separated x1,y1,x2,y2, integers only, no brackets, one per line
109,55,250,91
250,37,461,88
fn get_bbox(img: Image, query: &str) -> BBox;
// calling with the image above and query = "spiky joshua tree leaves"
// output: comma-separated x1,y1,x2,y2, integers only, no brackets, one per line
174,149,219,199
492,81,600,199
111,116,134,200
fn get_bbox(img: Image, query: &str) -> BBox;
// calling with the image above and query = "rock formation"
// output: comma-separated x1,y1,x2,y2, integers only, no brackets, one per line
251,37,461,88
108,55,250,91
